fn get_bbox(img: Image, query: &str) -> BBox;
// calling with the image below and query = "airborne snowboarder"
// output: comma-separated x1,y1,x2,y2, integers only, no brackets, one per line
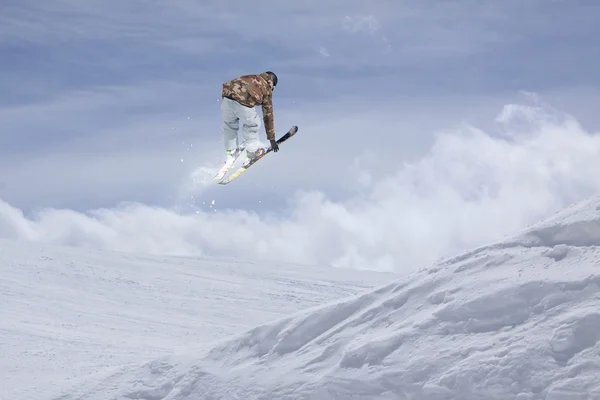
220,71,279,162
214,71,298,184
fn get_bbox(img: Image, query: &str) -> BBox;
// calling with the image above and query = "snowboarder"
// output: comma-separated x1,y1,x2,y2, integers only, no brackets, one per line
220,71,279,166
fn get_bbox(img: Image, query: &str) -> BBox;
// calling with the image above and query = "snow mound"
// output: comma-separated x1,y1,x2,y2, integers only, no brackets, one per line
54,196,600,400
1,239,394,400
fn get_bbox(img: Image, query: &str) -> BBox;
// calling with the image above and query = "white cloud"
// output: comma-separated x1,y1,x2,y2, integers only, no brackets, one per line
2,98,600,273
318,47,330,57
4,0,582,70
342,15,381,34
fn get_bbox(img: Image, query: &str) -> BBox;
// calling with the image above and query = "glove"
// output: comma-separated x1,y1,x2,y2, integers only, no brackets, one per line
270,139,279,152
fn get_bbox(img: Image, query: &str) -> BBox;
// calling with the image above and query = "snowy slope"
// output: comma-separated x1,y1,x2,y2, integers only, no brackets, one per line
0,240,396,400
56,195,600,400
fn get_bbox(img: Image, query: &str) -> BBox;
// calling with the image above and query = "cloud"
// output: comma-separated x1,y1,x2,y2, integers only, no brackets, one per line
342,15,381,34
2,97,600,273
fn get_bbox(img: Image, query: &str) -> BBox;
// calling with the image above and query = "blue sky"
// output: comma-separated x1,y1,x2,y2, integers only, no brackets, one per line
1,1,600,271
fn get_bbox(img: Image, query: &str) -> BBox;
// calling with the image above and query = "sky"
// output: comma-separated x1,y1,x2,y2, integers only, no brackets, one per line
1,0,600,272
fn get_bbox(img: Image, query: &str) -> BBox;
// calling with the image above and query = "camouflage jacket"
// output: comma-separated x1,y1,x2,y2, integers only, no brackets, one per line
222,72,276,140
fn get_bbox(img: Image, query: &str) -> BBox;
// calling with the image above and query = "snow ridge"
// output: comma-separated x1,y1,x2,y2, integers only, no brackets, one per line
54,196,600,400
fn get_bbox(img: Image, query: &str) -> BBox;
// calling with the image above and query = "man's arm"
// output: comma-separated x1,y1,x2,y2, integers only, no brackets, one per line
261,93,275,141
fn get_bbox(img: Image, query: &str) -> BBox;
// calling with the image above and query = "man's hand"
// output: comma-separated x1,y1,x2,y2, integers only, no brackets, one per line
270,139,279,152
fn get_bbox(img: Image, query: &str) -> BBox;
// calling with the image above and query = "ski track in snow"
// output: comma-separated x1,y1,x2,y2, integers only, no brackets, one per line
50,195,600,400
0,242,395,400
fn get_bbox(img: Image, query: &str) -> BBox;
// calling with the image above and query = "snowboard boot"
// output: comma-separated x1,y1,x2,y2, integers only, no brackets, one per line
243,148,265,167
226,145,245,162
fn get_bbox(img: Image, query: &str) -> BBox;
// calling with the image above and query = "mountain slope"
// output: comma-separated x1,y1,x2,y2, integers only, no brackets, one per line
56,196,600,400
0,240,395,400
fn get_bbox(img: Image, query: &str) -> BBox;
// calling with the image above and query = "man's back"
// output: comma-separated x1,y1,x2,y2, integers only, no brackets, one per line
222,73,273,109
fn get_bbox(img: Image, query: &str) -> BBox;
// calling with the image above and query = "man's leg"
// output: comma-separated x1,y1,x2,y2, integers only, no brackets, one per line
221,98,239,155
236,103,262,158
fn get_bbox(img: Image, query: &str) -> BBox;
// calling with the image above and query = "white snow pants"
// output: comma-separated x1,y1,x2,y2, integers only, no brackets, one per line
221,97,261,154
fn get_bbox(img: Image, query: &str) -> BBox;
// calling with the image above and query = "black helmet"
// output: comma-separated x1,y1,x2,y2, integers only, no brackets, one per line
265,71,278,87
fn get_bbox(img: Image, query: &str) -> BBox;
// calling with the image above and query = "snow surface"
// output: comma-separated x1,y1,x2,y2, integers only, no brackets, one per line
52,195,600,400
0,241,395,400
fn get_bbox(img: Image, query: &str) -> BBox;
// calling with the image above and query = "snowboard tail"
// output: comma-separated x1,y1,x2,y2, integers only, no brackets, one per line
217,125,298,185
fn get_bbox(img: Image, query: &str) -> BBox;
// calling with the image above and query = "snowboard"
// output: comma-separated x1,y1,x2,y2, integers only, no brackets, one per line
217,125,298,185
